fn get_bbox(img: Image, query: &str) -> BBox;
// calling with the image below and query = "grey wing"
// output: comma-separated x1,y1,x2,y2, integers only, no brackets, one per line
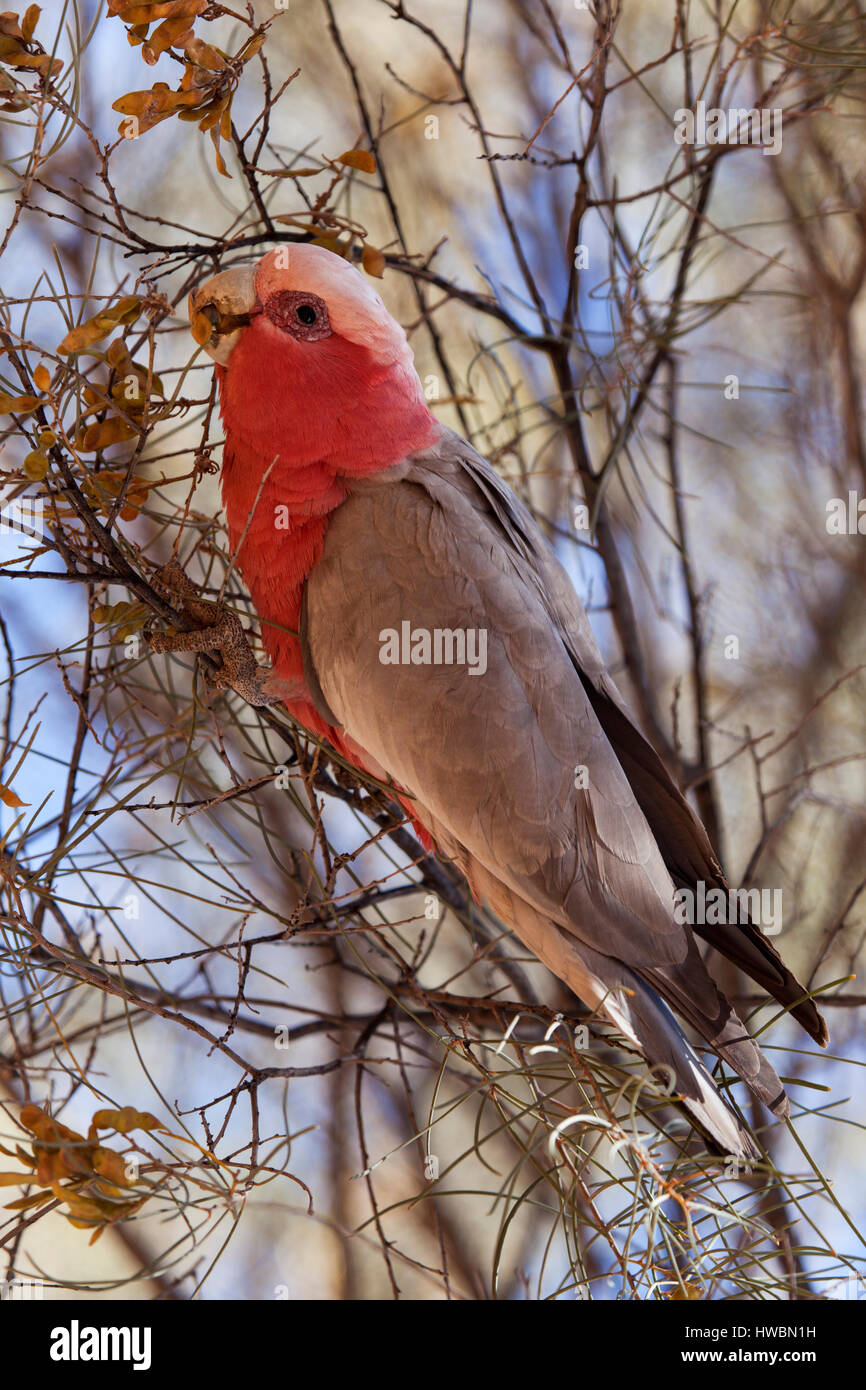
301,429,799,1136
445,433,825,1046
304,444,689,976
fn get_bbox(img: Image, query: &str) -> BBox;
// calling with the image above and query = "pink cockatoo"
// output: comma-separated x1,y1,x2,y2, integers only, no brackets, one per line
167,243,826,1160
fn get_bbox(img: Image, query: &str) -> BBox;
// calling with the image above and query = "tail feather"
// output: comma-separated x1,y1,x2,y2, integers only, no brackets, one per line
576,680,828,1048
690,911,828,1047
590,955,761,1161
640,938,790,1119
438,846,772,1159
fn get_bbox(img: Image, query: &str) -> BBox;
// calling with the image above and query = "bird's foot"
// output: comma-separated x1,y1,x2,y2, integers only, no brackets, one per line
146,560,286,708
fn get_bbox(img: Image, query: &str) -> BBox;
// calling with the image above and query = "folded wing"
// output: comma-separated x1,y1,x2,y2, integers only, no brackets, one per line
300,426,824,1150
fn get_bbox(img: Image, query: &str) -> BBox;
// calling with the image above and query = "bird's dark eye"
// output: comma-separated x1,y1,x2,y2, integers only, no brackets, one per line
264,289,332,341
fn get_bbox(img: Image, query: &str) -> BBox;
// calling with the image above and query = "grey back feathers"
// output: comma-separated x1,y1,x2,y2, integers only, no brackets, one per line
300,426,826,1159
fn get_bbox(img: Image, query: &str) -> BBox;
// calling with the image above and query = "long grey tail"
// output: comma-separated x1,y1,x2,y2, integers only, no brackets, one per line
579,943,762,1160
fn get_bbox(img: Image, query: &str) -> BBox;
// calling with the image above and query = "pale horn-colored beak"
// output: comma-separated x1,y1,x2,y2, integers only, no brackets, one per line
188,264,259,366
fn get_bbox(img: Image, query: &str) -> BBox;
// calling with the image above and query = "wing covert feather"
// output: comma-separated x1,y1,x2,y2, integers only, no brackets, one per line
303,438,686,970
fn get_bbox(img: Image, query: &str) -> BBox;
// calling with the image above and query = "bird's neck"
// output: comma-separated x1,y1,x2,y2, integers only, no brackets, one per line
219,440,339,674
215,355,439,689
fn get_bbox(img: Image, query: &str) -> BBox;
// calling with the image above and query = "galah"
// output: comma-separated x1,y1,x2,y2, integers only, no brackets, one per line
167,243,826,1160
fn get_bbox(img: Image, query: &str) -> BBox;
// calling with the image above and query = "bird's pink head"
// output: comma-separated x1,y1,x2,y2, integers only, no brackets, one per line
189,244,439,489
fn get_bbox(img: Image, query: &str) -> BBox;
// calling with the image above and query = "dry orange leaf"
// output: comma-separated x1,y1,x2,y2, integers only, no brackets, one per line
142,14,194,61
112,80,204,133
4,1191,52,1211
22,449,48,480
309,234,348,258
19,1106,86,1146
183,35,227,70
22,5,40,43
362,243,386,278
57,295,140,356
336,148,376,174
0,786,29,809
78,417,139,452
0,392,40,413
108,0,205,21
92,1106,164,1134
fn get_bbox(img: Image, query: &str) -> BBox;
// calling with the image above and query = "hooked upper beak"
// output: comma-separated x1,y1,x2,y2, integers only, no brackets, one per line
188,264,259,366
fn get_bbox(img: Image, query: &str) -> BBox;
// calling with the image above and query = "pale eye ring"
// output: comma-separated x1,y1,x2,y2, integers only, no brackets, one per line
264,289,332,342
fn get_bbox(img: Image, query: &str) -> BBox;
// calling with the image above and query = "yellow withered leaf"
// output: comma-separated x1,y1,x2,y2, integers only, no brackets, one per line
78,417,139,452
336,148,376,174
0,1143,35,1166
184,35,227,70
2,49,61,76
0,785,29,808
58,317,116,354
361,243,386,278
33,363,50,391
106,337,131,367
310,234,346,257
54,1186,112,1223
193,95,224,133
4,1191,52,1211
0,393,40,413
92,1148,138,1185
22,449,48,480
211,130,229,178
22,5,40,43
113,81,204,133
238,32,264,62
108,1,206,21
142,16,194,63
92,1106,164,1134
57,295,140,355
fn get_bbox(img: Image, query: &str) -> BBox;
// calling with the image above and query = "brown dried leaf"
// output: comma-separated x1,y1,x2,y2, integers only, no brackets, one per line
336,148,376,174
92,1106,165,1134
0,785,28,808
210,127,229,178
194,94,224,133
22,5,40,43
309,234,344,256
4,1191,53,1211
92,1148,138,1186
183,35,227,70
108,0,205,20
78,417,139,452
0,392,40,413
361,243,386,278
22,449,48,480
112,81,204,133
237,31,265,63
57,296,140,355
